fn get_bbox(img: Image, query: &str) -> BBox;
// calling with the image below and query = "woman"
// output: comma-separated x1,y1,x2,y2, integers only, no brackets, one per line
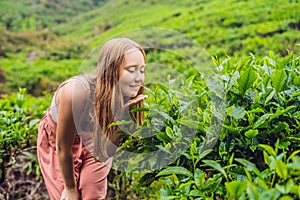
37,38,147,199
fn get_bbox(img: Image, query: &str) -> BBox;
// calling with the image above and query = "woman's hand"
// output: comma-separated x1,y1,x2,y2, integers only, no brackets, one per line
60,187,79,200
126,94,148,107
107,94,147,149
104,94,147,156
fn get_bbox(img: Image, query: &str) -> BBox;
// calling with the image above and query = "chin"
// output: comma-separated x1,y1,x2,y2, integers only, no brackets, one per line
123,91,137,98
131,90,140,97
130,92,138,98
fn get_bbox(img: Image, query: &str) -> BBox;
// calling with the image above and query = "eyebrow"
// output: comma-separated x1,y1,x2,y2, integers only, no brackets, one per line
125,64,146,68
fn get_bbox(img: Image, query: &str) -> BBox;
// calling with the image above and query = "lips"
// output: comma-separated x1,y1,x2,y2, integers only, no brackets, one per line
129,85,140,88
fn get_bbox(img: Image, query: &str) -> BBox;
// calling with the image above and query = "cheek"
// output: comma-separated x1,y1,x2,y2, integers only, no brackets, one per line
120,72,134,84
123,73,135,83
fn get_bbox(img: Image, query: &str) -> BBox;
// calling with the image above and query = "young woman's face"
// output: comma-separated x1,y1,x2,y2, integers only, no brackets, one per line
119,49,145,98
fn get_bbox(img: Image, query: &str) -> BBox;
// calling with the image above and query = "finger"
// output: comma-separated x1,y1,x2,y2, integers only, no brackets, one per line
135,94,148,101
130,95,147,104
126,94,148,107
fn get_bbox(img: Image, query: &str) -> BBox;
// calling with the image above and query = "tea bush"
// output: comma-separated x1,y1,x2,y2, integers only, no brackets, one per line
0,53,299,199
0,88,50,184
117,52,300,199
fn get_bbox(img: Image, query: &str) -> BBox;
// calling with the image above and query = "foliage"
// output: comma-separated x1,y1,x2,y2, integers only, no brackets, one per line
0,0,299,57
0,88,50,184
0,0,299,199
117,52,300,199
0,56,82,94
0,0,108,32
63,0,300,57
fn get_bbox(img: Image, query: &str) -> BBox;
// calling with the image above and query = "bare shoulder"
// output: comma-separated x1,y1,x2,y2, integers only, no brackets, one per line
56,79,89,106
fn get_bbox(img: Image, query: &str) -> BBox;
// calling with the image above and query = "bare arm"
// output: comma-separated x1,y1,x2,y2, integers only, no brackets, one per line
56,81,79,189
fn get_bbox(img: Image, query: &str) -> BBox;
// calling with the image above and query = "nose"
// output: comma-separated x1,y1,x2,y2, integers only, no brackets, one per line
134,71,144,83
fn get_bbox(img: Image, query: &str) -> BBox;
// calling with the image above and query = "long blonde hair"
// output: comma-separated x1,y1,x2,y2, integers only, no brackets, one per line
93,38,146,161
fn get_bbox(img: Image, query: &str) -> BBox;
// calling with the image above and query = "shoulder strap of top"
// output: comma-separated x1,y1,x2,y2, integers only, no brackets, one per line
50,76,90,123
53,76,90,104
56,76,89,91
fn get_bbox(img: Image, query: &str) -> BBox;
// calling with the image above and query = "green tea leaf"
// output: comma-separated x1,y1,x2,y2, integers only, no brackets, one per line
156,166,193,177
156,132,172,142
173,173,179,186
202,159,228,180
237,66,257,96
253,114,271,128
247,182,259,200
259,144,276,157
29,118,40,127
198,149,213,161
235,158,261,177
287,149,300,162
165,126,174,140
160,185,172,197
271,69,287,92
291,91,300,98
179,181,191,195
290,185,300,198
222,124,241,134
260,189,281,199
275,180,294,195
226,180,248,199
109,120,134,127
244,129,258,138
278,195,296,200
293,75,300,86
194,168,205,188
274,160,288,179
229,105,245,120
156,83,169,93
189,190,202,196
177,119,199,129
265,89,275,104
263,151,271,166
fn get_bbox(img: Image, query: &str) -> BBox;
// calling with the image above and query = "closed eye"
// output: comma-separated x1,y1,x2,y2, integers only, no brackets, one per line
125,65,146,73
126,68,135,73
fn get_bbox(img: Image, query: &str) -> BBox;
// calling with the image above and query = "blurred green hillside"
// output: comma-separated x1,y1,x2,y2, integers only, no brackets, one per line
0,0,299,94
0,0,107,31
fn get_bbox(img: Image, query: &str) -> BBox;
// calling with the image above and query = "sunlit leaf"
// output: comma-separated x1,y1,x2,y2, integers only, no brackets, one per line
293,75,300,86
271,69,287,92
156,166,193,177
226,180,248,199
253,114,271,128
235,158,261,177
274,160,288,179
247,182,259,200
229,105,245,120
287,150,300,162
237,66,257,96
244,129,258,138
259,144,276,157
202,159,227,180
